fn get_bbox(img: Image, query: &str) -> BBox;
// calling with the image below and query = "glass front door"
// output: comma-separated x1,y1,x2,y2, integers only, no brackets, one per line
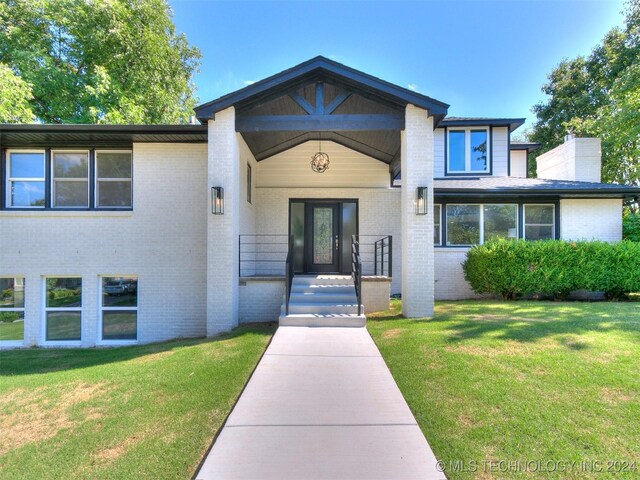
306,203,340,273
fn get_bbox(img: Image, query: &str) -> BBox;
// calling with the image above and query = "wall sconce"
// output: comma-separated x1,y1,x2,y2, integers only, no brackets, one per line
211,187,224,214
416,187,427,215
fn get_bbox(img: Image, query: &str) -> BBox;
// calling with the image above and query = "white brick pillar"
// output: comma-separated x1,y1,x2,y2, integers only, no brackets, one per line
207,107,240,335
401,104,434,318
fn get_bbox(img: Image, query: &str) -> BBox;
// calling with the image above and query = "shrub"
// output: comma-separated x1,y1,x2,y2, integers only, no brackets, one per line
462,239,640,300
623,210,640,241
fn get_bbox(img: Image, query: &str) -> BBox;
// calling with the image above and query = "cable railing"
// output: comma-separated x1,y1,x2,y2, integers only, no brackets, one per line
353,235,393,277
238,234,289,277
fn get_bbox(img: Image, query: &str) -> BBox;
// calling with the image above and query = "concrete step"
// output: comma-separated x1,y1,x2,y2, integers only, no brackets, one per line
292,275,353,286
278,313,366,328
291,284,355,294
290,292,357,303
284,302,361,315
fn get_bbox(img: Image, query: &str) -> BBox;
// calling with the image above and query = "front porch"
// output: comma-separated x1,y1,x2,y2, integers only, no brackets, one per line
201,57,445,334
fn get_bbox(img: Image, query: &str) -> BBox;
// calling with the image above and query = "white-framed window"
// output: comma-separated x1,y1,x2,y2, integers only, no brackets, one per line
434,204,442,245
44,277,82,342
6,150,46,208
96,150,133,208
99,276,138,342
524,204,556,240
447,128,490,174
52,150,89,207
446,204,518,246
0,277,25,343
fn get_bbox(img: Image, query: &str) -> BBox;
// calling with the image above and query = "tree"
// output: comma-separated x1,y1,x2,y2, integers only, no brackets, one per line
529,0,640,185
0,63,35,122
0,0,201,124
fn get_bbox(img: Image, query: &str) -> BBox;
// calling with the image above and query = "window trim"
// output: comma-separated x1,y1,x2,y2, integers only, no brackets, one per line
51,149,90,209
434,204,442,246
445,203,519,246
95,150,133,209
0,277,25,346
523,203,556,240
445,127,492,175
247,162,252,204
3,147,133,211
98,275,138,345
42,276,82,345
5,149,47,209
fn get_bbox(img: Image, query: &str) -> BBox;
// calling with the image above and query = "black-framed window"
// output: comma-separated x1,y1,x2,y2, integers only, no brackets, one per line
247,162,252,204
447,128,490,174
523,204,556,240
434,204,442,245
3,148,132,210
445,203,518,246
6,150,46,208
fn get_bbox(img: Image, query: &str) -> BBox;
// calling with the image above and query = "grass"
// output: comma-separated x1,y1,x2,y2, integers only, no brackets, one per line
0,320,24,341
369,300,640,479
0,322,275,479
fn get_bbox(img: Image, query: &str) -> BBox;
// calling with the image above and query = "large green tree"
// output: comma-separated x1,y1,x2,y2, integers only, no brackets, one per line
0,62,35,122
529,0,640,185
0,0,201,124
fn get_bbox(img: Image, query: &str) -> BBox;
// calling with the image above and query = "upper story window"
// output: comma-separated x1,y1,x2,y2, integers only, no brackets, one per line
4,148,132,210
53,151,89,208
7,150,46,208
447,128,490,174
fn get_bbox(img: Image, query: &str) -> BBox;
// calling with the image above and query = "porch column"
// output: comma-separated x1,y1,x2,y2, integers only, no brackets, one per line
207,107,240,335
400,104,435,318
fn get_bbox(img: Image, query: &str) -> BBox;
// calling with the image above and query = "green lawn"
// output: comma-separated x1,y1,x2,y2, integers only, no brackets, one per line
0,320,24,341
0,323,275,479
369,300,640,479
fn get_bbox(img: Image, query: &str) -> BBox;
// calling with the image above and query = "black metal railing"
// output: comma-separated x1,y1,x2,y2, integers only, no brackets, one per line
238,234,288,277
351,235,363,315
353,235,393,277
285,235,294,315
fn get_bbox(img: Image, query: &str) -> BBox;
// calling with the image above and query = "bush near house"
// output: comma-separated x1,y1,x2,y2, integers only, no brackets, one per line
623,210,640,241
463,239,640,300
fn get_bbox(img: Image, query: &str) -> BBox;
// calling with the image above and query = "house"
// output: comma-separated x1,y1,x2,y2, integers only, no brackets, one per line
1,56,638,348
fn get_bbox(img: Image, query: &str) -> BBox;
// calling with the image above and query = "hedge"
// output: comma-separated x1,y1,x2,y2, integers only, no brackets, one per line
462,239,640,300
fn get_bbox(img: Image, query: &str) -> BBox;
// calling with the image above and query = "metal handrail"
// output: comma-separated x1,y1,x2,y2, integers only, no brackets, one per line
373,235,393,277
351,235,363,316
285,235,294,315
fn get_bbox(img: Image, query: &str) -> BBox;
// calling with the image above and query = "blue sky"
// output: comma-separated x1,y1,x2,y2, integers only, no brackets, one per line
170,0,627,133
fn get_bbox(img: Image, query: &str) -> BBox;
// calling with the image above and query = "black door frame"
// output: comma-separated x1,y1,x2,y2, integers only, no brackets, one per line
288,198,359,274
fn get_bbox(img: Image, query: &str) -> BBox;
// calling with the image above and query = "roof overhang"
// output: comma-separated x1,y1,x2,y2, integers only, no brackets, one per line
194,56,449,124
510,142,541,153
0,124,208,147
439,117,526,132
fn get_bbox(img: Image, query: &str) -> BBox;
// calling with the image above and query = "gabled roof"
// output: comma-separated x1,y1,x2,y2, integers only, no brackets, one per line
434,176,640,199
194,56,449,123
439,117,526,132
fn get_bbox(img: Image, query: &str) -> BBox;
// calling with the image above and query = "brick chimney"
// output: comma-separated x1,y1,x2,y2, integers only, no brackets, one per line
536,137,601,182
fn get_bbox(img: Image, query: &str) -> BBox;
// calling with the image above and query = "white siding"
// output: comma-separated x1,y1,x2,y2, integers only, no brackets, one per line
510,150,528,178
0,143,208,347
257,141,390,188
434,128,445,177
492,126,509,176
560,199,622,242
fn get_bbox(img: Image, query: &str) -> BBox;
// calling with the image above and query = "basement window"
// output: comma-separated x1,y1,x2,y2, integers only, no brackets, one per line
45,277,82,342
100,276,138,341
0,277,25,342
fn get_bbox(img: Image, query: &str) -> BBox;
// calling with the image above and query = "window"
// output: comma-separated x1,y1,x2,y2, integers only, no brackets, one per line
247,162,252,204
100,276,137,341
96,151,132,207
45,277,82,341
6,151,46,207
434,204,442,245
52,151,89,207
447,128,490,174
446,204,517,246
4,148,132,210
524,204,555,240
0,278,25,342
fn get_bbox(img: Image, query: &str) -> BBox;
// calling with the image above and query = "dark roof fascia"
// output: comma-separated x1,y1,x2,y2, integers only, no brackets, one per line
439,118,526,132
434,187,639,199
0,124,208,135
194,56,449,122
510,142,541,152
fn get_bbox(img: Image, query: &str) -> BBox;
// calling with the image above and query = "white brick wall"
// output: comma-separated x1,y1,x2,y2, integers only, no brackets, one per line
560,198,622,242
401,105,434,317
207,108,241,335
537,138,602,182
362,278,391,313
434,248,482,300
0,143,208,347
239,279,284,323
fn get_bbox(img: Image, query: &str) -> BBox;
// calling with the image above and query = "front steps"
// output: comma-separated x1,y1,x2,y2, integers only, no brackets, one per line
279,275,366,327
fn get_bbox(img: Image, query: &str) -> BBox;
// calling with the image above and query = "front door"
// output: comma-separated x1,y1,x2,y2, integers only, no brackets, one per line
304,203,340,273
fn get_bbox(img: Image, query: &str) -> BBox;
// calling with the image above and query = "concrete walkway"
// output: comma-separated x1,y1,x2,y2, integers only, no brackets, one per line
196,326,444,480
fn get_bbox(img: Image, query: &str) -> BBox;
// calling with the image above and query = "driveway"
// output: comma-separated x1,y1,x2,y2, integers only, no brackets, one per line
196,326,444,480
